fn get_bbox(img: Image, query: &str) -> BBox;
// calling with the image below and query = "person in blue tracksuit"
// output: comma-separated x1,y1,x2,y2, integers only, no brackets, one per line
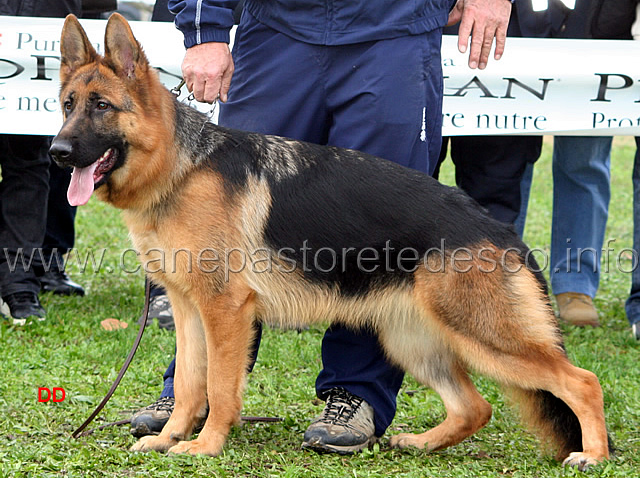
131,0,513,454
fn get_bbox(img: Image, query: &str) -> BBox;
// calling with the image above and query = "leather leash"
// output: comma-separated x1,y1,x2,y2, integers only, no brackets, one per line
72,280,152,438
73,280,281,439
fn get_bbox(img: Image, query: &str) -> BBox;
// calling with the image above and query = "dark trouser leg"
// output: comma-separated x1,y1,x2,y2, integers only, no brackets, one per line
0,135,50,296
222,14,444,435
449,135,542,226
38,162,77,272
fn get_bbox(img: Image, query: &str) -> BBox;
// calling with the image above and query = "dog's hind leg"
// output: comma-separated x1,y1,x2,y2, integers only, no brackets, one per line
425,265,610,469
471,291,610,468
167,284,257,456
494,354,609,471
131,290,208,453
383,329,493,452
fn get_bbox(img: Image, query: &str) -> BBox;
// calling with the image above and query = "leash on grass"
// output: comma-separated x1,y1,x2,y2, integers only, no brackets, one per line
72,280,152,438
73,280,281,438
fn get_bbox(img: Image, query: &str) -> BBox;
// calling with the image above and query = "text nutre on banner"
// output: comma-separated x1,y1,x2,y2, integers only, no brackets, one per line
1,16,640,136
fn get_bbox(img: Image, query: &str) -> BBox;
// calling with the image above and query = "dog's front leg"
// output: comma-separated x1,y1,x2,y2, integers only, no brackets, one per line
167,286,257,457
131,290,208,453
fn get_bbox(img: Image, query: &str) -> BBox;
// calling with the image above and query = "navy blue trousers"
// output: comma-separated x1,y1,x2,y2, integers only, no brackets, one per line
163,11,445,437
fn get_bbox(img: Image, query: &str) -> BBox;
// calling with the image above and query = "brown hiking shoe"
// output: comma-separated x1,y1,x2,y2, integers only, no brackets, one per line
555,292,600,327
130,397,207,437
302,388,377,455
130,397,175,437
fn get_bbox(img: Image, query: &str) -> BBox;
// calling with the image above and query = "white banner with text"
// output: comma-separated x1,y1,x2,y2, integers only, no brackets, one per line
1,16,639,136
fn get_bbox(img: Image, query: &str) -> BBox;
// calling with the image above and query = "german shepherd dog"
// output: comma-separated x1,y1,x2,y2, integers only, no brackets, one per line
51,14,611,470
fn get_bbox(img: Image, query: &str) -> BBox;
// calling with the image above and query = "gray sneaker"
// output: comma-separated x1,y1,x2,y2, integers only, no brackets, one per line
633,321,640,340
302,387,377,454
139,294,174,330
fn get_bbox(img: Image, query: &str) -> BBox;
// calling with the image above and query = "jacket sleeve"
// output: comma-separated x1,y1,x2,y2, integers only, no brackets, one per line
590,0,637,39
168,0,240,48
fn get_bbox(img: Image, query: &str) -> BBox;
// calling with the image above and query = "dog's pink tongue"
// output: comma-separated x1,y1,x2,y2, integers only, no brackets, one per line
68,162,99,206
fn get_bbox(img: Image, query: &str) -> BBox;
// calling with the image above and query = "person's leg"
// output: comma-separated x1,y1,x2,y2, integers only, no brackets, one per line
41,163,76,264
0,134,50,323
36,161,85,296
151,0,173,22
626,137,640,339
305,30,444,443
550,136,612,326
449,136,542,227
224,16,435,450
514,161,535,238
222,13,384,451
432,137,450,181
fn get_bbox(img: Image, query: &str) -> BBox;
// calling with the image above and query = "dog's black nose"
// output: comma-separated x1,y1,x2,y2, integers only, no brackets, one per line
49,138,73,162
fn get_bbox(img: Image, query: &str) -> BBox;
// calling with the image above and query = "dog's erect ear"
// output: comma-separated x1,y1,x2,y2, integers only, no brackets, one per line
104,12,148,79
59,14,98,83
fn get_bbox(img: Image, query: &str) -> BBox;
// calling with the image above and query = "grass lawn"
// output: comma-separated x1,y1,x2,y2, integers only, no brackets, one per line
1,137,639,477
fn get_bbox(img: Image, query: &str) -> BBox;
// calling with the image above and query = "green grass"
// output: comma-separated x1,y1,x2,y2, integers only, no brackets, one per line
1,137,639,477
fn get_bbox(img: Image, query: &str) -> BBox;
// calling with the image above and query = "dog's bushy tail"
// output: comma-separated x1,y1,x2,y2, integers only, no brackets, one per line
504,386,583,461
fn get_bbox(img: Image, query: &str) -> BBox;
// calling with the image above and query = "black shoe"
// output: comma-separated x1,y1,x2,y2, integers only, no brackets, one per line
302,388,377,454
1,291,46,325
39,270,85,296
130,397,207,437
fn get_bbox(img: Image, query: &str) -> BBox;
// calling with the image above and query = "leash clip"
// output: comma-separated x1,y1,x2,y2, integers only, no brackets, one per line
170,78,185,97
171,78,198,102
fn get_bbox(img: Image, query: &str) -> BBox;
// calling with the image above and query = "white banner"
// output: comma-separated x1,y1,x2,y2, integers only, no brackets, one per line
442,36,640,136
1,16,640,136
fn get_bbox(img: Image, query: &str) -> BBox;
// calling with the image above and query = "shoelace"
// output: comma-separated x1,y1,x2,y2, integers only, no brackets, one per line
317,388,363,427
145,396,175,412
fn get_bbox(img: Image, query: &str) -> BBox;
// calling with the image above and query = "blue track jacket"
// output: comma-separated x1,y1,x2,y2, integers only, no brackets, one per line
168,0,456,47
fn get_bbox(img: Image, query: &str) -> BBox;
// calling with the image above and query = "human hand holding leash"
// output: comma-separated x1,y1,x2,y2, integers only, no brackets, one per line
448,0,512,69
181,42,234,103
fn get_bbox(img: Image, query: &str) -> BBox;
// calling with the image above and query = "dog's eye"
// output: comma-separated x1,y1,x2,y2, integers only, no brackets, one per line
63,101,72,112
96,101,111,111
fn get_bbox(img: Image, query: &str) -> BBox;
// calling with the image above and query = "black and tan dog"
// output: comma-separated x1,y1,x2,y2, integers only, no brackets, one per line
51,14,610,470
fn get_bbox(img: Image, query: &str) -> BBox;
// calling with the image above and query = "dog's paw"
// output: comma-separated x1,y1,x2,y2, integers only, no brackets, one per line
562,452,605,471
168,437,224,457
389,433,428,450
130,435,178,453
